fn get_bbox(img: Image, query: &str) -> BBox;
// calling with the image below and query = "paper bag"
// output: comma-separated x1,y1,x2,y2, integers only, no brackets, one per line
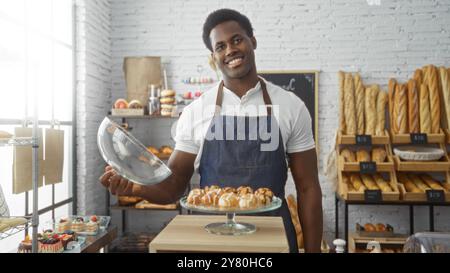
123,56,162,105
44,128,64,185
13,128,44,194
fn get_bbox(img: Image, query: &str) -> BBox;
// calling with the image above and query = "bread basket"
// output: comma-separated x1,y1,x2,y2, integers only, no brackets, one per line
393,146,445,161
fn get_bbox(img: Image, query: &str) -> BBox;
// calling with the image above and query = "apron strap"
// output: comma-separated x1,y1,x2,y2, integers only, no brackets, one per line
215,77,273,116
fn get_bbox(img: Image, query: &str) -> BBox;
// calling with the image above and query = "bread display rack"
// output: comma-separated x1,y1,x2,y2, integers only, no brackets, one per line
0,118,39,253
180,196,282,235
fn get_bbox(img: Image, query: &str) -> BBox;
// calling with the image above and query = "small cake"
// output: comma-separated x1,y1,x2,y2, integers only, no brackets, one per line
238,193,258,209
39,238,64,253
85,221,98,233
237,186,253,196
71,217,85,232
56,218,70,233
17,235,32,253
201,191,220,207
218,192,239,209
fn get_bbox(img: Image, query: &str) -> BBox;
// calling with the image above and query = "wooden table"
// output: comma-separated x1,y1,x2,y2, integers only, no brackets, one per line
149,215,289,253
81,226,118,253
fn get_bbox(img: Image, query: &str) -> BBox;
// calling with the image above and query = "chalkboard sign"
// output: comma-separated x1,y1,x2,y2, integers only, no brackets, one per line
258,71,319,145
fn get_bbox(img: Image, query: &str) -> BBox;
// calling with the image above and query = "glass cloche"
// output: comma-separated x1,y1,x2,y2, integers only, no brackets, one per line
97,117,172,186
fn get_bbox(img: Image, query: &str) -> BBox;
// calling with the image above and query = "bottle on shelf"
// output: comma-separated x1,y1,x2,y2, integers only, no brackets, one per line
148,84,161,116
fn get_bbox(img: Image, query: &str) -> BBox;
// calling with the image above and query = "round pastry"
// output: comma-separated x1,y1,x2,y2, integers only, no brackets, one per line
147,146,160,156
364,223,376,232
255,188,274,199
375,223,386,232
239,193,258,209
201,191,220,207
56,218,70,233
161,89,176,97
204,185,220,193
255,194,272,206
237,186,253,196
114,98,128,109
160,97,176,104
187,189,204,205
161,104,175,110
218,192,239,208
128,99,143,109
160,146,173,155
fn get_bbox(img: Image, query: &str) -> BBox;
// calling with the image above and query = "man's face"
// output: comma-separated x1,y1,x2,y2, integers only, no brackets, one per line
209,21,257,80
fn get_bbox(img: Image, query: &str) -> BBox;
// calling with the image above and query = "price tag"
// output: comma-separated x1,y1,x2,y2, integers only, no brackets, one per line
426,190,445,202
356,135,372,146
410,133,428,144
359,162,377,174
365,190,382,203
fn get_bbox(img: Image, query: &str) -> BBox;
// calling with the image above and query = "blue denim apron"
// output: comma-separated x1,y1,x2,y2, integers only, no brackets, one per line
199,78,298,252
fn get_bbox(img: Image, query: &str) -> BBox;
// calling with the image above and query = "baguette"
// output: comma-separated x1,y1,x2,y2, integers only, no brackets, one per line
365,86,378,135
341,148,356,162
373,174,393,192
414,69,423,88
439,67,450,130
344,73,357,135
420,84,432,134
428,65,441,133
388,79,397,133
350,174,366,192
338,71,346,133
361,174,380,190
407,79,420,133
354,74,365,135
356,149,371,162
372,148,387,163
395,84,408,134
376,91,388,136
408,174,431,192
420,174,446,191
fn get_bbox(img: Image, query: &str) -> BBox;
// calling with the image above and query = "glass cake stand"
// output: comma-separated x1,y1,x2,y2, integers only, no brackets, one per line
97,117,172,186
180,196,282,236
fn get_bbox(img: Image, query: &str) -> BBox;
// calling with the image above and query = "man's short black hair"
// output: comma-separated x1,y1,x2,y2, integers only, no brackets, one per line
202,9,254,52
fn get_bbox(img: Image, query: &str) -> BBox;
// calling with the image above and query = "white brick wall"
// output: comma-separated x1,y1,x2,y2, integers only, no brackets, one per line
78,0,450,243
76,0,112,215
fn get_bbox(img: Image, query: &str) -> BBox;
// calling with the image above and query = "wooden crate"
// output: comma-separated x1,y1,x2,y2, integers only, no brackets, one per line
392,145,450,172
111,108,145,116
337,130,390,145
445,129,450,144
397,173,450,202
390,129,445,144
338,171,400,201
337,145,395,173
348,233,408,253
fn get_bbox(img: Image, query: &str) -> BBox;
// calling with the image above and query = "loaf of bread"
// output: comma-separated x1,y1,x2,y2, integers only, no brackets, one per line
286,195,304,248
365,86,378,135
361,174,380,190
344,73,357,135
356,149,371,162
420,174,446,191
373,174,393,192
428,65,441,133
372,148,387,163
407,79,420,133
395,84,408,134
341,148,356,162
350,174,366,192
403,179,422,193
376,91,388,136
388,79,397,133
354,74,365,135
408,174,431,192
439,67,450,129
420,84,432,134
338,71,346,133
414,69,423,88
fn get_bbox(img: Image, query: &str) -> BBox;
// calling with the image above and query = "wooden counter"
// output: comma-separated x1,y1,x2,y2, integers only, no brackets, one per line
149,215,289,253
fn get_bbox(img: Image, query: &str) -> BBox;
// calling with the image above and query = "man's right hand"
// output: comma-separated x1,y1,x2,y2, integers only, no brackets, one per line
99,166,135,196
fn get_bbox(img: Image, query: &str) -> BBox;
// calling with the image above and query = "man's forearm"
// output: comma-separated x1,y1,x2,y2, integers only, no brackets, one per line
131,174,188,204
298,184,323,253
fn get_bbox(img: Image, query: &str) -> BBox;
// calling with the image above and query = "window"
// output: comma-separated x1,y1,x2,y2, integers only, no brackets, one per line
0,0,74,252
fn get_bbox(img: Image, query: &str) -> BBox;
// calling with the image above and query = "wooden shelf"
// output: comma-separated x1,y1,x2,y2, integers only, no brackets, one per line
390,129,445,144
393,154,450,172
110,202,180,211
337,131,390,145
108,115,178,119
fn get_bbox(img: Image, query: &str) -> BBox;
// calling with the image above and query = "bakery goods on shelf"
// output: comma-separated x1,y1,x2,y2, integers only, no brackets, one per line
342,173,395,193
340,148,387,163
56,218,70,233
356,222,394,233
160,89,176,117
17,235,32,253
118,195,143,206
397,173,449,193
38,231,65,253
186,186,275,209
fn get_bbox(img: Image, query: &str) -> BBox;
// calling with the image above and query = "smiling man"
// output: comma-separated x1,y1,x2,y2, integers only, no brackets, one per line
100,8,323,253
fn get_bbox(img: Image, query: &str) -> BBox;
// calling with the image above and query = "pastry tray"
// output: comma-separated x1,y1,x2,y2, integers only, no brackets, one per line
53,215,111,236
179,196,282,214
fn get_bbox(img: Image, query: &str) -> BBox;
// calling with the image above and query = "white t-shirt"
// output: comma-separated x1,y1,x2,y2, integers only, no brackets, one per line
174,78,315,172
